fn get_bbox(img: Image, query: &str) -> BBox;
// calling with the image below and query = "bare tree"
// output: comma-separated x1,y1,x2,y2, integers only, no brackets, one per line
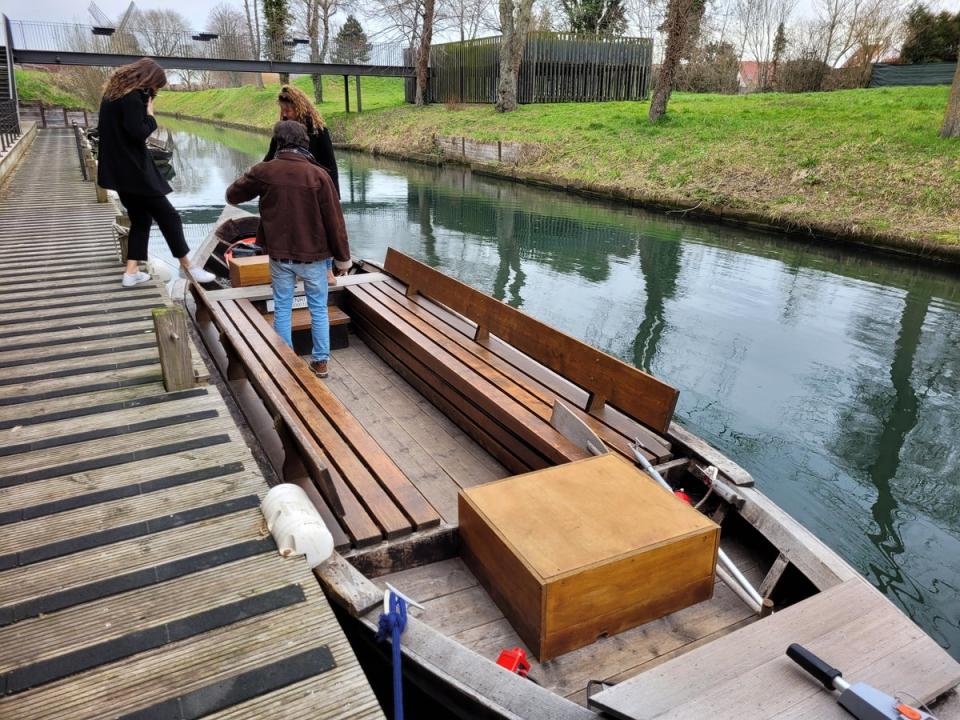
293,0,341,102
132,8,191,57
627,0,666,61
207,4,250,87
496,0,535,112
648,0,705,123
735,0,795,90
942,58,960,138
364,0,427,45
243,0,265,88
441,0,495,41
415,0,436,105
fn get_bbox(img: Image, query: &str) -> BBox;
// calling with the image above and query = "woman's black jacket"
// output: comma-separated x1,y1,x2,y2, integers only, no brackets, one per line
96,90,170,196
264,121,340,197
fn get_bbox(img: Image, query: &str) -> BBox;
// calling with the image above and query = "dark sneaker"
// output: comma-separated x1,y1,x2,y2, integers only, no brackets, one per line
309,360,329,378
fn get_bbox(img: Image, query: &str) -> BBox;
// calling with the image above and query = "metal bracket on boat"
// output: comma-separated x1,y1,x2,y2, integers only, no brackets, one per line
384,582,426,615
690,462,745,510
630,439,770,616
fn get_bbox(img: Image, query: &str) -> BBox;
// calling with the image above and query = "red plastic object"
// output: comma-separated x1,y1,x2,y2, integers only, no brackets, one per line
673,489,692,505
496,647,530,678
224,236,258,264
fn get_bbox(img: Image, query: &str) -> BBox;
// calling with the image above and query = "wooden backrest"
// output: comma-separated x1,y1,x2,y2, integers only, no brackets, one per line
383,248,679,434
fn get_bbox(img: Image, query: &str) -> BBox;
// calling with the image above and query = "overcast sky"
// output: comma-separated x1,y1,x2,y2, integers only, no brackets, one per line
3,0,960,42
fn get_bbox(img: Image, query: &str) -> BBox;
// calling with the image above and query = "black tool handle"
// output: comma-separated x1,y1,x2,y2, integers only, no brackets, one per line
786,644,843,690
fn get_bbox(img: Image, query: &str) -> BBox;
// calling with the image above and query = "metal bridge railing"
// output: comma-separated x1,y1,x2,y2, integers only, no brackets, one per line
8,20,407,68
0,98,21,154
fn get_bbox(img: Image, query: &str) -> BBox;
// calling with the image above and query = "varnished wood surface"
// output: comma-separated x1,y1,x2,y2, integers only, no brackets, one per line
0,130,383,720
383,248,680,433
590,578,960,720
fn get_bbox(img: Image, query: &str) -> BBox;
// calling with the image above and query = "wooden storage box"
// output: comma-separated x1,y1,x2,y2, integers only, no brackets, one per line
228,255,271,287
458,454,719,661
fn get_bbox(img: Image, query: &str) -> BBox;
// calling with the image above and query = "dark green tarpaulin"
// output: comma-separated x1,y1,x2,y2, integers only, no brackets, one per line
869,62,957,87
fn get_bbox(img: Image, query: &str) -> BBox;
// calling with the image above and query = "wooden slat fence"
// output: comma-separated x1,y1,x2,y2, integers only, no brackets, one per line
405,32,652,105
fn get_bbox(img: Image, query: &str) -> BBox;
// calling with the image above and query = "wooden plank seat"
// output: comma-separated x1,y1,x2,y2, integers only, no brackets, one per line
190,287,441,548
343,250,678,473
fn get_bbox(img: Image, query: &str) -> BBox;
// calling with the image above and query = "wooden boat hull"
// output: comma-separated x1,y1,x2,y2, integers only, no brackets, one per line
184,206,960,720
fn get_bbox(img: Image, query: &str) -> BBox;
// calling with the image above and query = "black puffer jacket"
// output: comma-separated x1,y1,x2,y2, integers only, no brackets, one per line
96,90,170,196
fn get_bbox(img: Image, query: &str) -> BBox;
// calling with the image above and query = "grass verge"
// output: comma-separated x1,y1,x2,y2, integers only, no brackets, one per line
15,69,92,109
160,81,960,250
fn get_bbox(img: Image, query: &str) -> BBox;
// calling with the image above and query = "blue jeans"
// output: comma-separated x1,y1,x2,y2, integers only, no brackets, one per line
269,258,332,363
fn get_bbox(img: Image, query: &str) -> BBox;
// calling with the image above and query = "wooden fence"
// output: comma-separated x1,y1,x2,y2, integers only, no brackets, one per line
18,101,94,128
405,32,652,105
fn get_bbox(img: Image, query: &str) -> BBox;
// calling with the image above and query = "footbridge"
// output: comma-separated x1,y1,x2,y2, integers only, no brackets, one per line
3,15,414,78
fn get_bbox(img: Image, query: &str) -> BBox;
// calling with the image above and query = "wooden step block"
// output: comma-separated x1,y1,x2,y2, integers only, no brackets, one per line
263,307,351,352
459,453,719,661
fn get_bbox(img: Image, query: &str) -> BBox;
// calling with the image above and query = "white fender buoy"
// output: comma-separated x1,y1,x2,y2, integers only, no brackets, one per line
146,259,173,282
261,484,334,568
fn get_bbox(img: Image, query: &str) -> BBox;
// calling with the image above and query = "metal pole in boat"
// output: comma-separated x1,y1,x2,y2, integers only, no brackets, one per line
631,442,767,615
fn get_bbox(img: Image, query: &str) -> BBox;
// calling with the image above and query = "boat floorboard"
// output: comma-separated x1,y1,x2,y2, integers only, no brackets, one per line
0,129,383,719
326,339,510,524
375,548,764,707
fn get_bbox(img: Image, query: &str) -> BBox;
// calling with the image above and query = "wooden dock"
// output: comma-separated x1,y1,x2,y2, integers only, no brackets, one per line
0,129,384,718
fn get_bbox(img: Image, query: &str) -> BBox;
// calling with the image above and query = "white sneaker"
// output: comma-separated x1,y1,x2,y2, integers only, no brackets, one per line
187,266,216,284
122,271,151,288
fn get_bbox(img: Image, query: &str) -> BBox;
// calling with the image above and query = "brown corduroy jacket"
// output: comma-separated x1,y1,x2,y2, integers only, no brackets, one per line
226,151,351,267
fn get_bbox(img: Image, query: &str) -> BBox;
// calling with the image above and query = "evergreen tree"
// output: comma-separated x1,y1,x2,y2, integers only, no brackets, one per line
333,15,372,64
770,22,787,90
901,5,960,64
262,0,292,83
560,0,628,37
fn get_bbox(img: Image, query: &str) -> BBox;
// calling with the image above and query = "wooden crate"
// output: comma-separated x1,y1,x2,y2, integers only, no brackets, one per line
459,454,719,661
228,256,271,287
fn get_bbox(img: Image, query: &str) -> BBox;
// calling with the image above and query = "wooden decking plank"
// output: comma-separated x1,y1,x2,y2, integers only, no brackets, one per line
0,474,263,561
0,288,165,313
0,381,169,427
0,315,154,342
0,364,163,407
0,347,158,384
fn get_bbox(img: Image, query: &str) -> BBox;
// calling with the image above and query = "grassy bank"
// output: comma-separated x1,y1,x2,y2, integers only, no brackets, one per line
156,75,405,127
158,82,960,249
15,69,92,108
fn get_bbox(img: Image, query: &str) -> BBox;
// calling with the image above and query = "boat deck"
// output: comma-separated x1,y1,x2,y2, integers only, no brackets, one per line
0,129,384,719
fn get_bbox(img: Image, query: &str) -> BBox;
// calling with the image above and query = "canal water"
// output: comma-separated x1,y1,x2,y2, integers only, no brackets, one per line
154,117,960,660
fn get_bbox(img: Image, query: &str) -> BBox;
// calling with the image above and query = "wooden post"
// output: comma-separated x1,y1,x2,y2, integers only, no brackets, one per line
63,107,69,126
343,75,350,113
38,103,46,128
355,75,362,113
82,109,88,127
152,306,194,392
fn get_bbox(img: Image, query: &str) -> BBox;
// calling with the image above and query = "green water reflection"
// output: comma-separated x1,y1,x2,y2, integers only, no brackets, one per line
159,117,960,659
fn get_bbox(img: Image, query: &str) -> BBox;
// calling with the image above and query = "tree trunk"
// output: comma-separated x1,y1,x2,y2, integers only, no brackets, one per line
308,0,323,102
415,0,436,106
496,0,534,112
243,0,265,89
942,61,960,138
649,0,702,123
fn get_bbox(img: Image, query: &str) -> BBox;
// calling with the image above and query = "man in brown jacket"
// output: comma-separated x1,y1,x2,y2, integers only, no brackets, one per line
226,121,351,378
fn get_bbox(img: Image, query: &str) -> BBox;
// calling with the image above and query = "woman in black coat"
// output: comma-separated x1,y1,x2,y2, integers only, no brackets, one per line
264,84,340,197
97,58,214,287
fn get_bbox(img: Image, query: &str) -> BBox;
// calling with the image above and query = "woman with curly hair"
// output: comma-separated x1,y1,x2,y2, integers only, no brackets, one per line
264,84,340,196
96,58,215,287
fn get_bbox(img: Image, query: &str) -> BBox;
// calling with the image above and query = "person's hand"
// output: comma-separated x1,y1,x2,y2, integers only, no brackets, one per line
335,266,349,276
146,96,155,117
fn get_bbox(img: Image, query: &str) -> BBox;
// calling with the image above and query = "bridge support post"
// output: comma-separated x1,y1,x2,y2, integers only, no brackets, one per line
356,75,361,113
343,75,350,113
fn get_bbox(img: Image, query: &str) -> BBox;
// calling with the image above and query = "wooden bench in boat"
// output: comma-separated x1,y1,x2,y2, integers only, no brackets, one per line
343,250,678,474
589,577,960,719
190,286,441,548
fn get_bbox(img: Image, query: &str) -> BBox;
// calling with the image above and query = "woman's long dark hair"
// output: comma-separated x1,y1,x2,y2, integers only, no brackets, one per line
104,58,167,101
